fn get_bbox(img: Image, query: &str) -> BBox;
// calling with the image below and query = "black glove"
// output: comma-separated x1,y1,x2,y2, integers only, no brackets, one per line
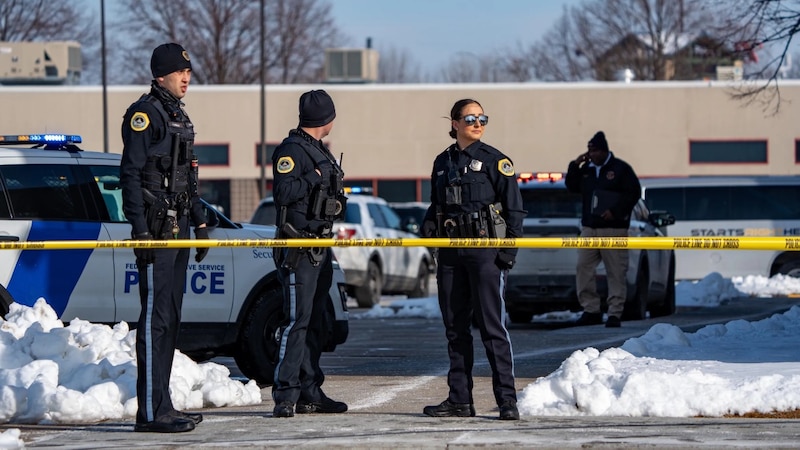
132,232,155,266
495,250,515,270
194,227,209,263
421,219,437,238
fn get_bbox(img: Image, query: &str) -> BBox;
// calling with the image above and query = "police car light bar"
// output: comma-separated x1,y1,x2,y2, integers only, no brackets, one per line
0,134,82,145
344,186,374,194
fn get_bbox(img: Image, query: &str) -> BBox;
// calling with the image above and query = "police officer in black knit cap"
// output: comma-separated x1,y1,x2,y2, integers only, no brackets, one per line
421,98,526,420
121,42,209,433
271,89,348,418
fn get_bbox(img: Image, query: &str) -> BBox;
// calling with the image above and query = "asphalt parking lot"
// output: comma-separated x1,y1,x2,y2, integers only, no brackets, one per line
8,295,800,448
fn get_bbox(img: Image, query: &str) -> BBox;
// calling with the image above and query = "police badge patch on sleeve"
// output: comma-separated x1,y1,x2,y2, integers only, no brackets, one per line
498,158,515,177
130,112,150,132
276,156,295,173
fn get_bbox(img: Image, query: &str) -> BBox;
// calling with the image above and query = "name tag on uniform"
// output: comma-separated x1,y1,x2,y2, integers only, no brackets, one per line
469,160,483,171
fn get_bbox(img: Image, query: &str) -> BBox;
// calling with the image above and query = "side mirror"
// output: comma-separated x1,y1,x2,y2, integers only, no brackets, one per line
648,210,676,228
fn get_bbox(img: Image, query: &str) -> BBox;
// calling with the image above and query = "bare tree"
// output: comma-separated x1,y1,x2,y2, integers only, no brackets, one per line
109,0,345,84
518,0,723,82
440,52,508,83
709,0,800,112
377,46,422,83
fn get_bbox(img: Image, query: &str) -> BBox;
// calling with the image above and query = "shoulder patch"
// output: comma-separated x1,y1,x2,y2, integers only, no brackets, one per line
130,112,150,132
498,158,515,177
276,156,295,174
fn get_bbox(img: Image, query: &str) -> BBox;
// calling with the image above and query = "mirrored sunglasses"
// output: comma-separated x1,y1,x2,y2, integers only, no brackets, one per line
462,114,489,126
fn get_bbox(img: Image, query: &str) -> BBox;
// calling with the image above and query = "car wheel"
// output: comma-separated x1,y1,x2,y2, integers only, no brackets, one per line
650,254,676,317
776,259,800,277
622,262,649,321
407,261,430,298
507,309,533,324
355,260,382,307
234,284,283,386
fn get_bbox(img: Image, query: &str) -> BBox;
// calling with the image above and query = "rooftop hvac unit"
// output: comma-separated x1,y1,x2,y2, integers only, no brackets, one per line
324,48,379,83
0,41,82,85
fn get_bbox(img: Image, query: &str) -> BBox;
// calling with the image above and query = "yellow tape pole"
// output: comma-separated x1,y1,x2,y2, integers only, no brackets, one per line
1,237,800,251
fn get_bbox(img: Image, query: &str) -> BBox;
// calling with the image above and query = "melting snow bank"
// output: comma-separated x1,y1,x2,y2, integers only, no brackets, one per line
0,299,262,424
518,305,800,417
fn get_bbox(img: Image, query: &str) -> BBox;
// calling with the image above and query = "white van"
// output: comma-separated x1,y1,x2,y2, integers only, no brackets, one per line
640,176,800,280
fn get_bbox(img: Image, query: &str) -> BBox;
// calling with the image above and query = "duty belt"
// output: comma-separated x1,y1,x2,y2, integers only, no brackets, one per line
443,210,489,238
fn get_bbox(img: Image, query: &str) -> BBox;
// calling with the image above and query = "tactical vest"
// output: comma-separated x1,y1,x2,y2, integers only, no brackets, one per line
285,130,345,233
136,94,197,199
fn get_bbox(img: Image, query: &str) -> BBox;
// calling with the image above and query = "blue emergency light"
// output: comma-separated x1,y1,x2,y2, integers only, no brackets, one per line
0,134,82,145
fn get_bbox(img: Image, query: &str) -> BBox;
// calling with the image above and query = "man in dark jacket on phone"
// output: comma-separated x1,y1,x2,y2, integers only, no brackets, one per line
565,131,641,328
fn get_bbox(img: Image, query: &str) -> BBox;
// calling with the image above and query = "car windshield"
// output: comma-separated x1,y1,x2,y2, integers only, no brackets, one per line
522,189,582,218
251,202,277,225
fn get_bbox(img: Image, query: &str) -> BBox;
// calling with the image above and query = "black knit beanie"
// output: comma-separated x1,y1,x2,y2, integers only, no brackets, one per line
150,43,192,78
588,131,609,152
298,90,336,127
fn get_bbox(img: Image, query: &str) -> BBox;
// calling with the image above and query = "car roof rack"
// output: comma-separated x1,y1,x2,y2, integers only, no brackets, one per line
0,134,83,152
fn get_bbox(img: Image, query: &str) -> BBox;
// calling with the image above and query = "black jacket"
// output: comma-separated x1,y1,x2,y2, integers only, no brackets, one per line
272,129,344,236
565,152,641,229
424,140,526,261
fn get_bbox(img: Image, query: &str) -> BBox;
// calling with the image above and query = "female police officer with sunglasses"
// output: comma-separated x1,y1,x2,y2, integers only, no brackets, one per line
421,99,526,421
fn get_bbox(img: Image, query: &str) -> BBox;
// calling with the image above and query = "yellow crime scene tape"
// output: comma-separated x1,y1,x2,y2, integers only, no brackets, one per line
1,237,800,251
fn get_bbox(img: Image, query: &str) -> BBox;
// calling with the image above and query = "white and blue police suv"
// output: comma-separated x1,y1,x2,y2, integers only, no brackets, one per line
0,134,348,385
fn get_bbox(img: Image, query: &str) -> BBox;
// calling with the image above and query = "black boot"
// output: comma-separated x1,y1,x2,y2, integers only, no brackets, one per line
575,311,603,326
273,401,295,418
134,416,195,433
423,400,476,417
499,400,519,420
296,395,348,414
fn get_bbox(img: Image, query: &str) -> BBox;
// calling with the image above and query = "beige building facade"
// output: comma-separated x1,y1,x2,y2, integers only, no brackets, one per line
2,81,799,221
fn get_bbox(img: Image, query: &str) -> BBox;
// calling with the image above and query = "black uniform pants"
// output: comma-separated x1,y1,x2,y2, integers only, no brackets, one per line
436,248,516,406
135,217,190,424
273,247,332,405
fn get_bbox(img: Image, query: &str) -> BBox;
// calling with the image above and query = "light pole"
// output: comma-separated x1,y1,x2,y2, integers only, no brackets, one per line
100,0,108,153
259,0,267,198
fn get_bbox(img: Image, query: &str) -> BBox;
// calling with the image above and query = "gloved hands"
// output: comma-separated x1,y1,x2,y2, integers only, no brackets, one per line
421,220,437,238
194,226,209,262
495,250,515,270
132,231,155,266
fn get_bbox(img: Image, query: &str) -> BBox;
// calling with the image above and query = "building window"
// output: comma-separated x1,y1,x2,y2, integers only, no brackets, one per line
795,139,800,163
194,144,229,166
255,143,279,166
376,180,417,202
200,180,231,218
689,140,767,163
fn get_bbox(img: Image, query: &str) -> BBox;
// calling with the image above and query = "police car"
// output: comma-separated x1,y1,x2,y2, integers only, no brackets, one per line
0,134,348,385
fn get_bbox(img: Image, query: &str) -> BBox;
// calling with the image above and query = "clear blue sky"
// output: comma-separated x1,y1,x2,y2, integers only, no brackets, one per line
330,0,583,73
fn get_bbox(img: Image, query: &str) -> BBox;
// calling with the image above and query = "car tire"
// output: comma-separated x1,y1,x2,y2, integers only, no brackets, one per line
407,261,430,298
234,284,284,386
622,261,649,321
355,260,382,307
776,259,800,277
507,309,533,324
650,254,676,317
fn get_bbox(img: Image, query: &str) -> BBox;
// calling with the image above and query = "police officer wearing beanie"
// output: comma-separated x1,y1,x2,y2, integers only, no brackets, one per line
565,131,641,328
421,99,526,420
271,89,348,418
120,43,208,433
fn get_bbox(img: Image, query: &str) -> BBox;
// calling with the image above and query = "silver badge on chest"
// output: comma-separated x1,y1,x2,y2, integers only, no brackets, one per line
469,159,483,171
